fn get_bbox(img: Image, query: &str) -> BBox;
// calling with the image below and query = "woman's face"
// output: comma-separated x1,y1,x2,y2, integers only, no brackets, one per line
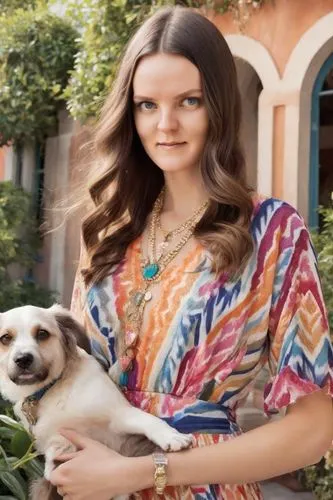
132,53,209,175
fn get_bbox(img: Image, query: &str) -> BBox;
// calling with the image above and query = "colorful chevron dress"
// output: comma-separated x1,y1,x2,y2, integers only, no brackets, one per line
71,196,333,499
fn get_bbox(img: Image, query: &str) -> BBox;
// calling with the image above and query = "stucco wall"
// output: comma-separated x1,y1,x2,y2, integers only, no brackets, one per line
215,0,333,215
214,0,333,75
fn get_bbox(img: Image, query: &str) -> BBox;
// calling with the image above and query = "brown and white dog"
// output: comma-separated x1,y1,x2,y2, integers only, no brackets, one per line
0,304,193,499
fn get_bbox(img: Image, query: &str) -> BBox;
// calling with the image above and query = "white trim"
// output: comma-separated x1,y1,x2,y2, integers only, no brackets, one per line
283,12,333,88
257,91,274,197
225,34,280,197
283,96,301,208
282,11,333,216
225,34,280,88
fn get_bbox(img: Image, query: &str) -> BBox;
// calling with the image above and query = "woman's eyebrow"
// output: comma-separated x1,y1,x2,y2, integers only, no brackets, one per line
133,88,203,100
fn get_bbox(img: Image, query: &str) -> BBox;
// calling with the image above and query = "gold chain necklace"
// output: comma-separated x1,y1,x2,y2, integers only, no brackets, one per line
148,187,209,265
155,187,209,249
119,189,208,387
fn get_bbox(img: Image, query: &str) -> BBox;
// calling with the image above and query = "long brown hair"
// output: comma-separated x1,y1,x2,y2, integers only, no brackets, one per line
82,6,254,285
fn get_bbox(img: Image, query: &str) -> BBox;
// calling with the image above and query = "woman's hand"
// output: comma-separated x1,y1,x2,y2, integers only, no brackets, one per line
49,429,138,500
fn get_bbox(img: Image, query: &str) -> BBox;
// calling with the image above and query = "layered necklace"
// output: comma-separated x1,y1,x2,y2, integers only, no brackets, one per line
119,188,209,387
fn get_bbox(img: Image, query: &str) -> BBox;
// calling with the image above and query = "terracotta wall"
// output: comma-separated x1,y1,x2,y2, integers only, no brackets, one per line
213,0,333,199
214,0,333,75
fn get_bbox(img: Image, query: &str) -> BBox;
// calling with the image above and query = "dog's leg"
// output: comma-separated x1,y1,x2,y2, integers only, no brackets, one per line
44,435,77,480
110,406,193,452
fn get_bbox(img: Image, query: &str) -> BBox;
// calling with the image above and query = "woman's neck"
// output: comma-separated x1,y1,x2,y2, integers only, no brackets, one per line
163,171,208,219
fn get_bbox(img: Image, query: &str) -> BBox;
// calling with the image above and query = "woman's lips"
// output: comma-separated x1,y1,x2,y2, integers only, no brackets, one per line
157,142,186,149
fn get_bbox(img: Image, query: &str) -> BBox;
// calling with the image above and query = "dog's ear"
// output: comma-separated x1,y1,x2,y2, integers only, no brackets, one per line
49,304,91,356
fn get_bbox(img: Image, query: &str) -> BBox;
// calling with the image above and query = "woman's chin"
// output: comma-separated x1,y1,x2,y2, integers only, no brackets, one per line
155,162,197,175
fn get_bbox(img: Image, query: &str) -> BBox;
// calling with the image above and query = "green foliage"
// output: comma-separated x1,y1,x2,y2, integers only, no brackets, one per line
299,207,333,498
0,409,43,499
0,7,78,146
312,208,333,330
299,455,333,500
0,0,38,14
0,181,56,312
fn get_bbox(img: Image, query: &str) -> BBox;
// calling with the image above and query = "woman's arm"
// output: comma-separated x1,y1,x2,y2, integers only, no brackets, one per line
133,389,333,490
50,390,332,498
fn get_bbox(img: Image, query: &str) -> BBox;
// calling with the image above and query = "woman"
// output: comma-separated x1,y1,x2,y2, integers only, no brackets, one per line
50,6,333,500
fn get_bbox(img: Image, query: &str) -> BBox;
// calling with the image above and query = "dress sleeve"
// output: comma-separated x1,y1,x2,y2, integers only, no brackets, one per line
70,240,111,370
264,205,333,414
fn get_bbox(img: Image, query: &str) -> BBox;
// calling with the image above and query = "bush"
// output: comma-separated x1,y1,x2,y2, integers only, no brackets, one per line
299,207,333,498
0,181,56,311
312,208,333,330
0,0,38,13
0,6,78,146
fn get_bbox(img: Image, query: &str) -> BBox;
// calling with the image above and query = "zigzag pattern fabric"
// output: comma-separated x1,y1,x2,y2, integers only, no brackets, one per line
72,196,333,499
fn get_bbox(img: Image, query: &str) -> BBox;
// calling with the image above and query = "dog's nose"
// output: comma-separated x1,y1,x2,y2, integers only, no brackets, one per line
14,353,34,369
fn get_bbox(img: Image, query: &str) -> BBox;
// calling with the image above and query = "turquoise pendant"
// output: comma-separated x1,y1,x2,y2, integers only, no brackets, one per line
142,263,159,280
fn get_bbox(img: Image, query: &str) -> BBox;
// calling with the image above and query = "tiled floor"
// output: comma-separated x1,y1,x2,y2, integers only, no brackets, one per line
261,482,315,499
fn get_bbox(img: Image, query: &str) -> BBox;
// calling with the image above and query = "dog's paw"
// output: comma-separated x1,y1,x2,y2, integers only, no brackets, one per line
150,427,193,452
44,461,54,481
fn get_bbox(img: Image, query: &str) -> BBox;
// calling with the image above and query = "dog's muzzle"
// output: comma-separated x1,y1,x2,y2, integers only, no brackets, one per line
14,352,34,369
9,352,48,385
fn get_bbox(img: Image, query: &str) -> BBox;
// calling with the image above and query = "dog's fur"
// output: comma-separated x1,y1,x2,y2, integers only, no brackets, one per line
0,304,192,499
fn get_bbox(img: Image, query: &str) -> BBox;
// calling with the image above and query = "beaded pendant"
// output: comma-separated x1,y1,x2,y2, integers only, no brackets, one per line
119,330,138,374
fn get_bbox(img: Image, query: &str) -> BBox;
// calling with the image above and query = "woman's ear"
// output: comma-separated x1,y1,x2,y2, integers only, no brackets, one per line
48,304,91,355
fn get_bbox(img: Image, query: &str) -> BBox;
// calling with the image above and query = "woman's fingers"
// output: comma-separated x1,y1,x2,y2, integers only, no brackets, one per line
55,452,79,462
59,428,94,449
57,486,65,496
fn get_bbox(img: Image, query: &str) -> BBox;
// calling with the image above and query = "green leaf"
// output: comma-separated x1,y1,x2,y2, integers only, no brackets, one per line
0,471,27,500
23,458,44,479
10,431,32,459
0,417,24,433
0,428,15,441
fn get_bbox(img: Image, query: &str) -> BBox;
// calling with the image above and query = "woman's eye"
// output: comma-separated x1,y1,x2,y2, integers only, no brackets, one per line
0,334,13,346
183,97,201,107
36,329,50,342
136,101,156,111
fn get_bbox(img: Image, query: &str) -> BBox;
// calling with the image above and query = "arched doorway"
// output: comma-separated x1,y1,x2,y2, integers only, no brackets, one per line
309,54,333,228
282,12,333,222
235,59,263,190
225,34,279,196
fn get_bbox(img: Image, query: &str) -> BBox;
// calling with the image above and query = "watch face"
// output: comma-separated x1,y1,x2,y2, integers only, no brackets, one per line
153,452,168,466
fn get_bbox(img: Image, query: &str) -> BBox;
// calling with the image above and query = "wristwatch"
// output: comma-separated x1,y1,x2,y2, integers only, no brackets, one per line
152,451,168,495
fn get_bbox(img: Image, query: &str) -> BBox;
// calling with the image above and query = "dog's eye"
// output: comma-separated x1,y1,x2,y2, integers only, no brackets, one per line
0,334,13,346
36,329,50,342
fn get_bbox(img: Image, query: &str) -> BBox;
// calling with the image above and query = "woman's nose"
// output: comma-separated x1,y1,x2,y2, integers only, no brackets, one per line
157,109,178,132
